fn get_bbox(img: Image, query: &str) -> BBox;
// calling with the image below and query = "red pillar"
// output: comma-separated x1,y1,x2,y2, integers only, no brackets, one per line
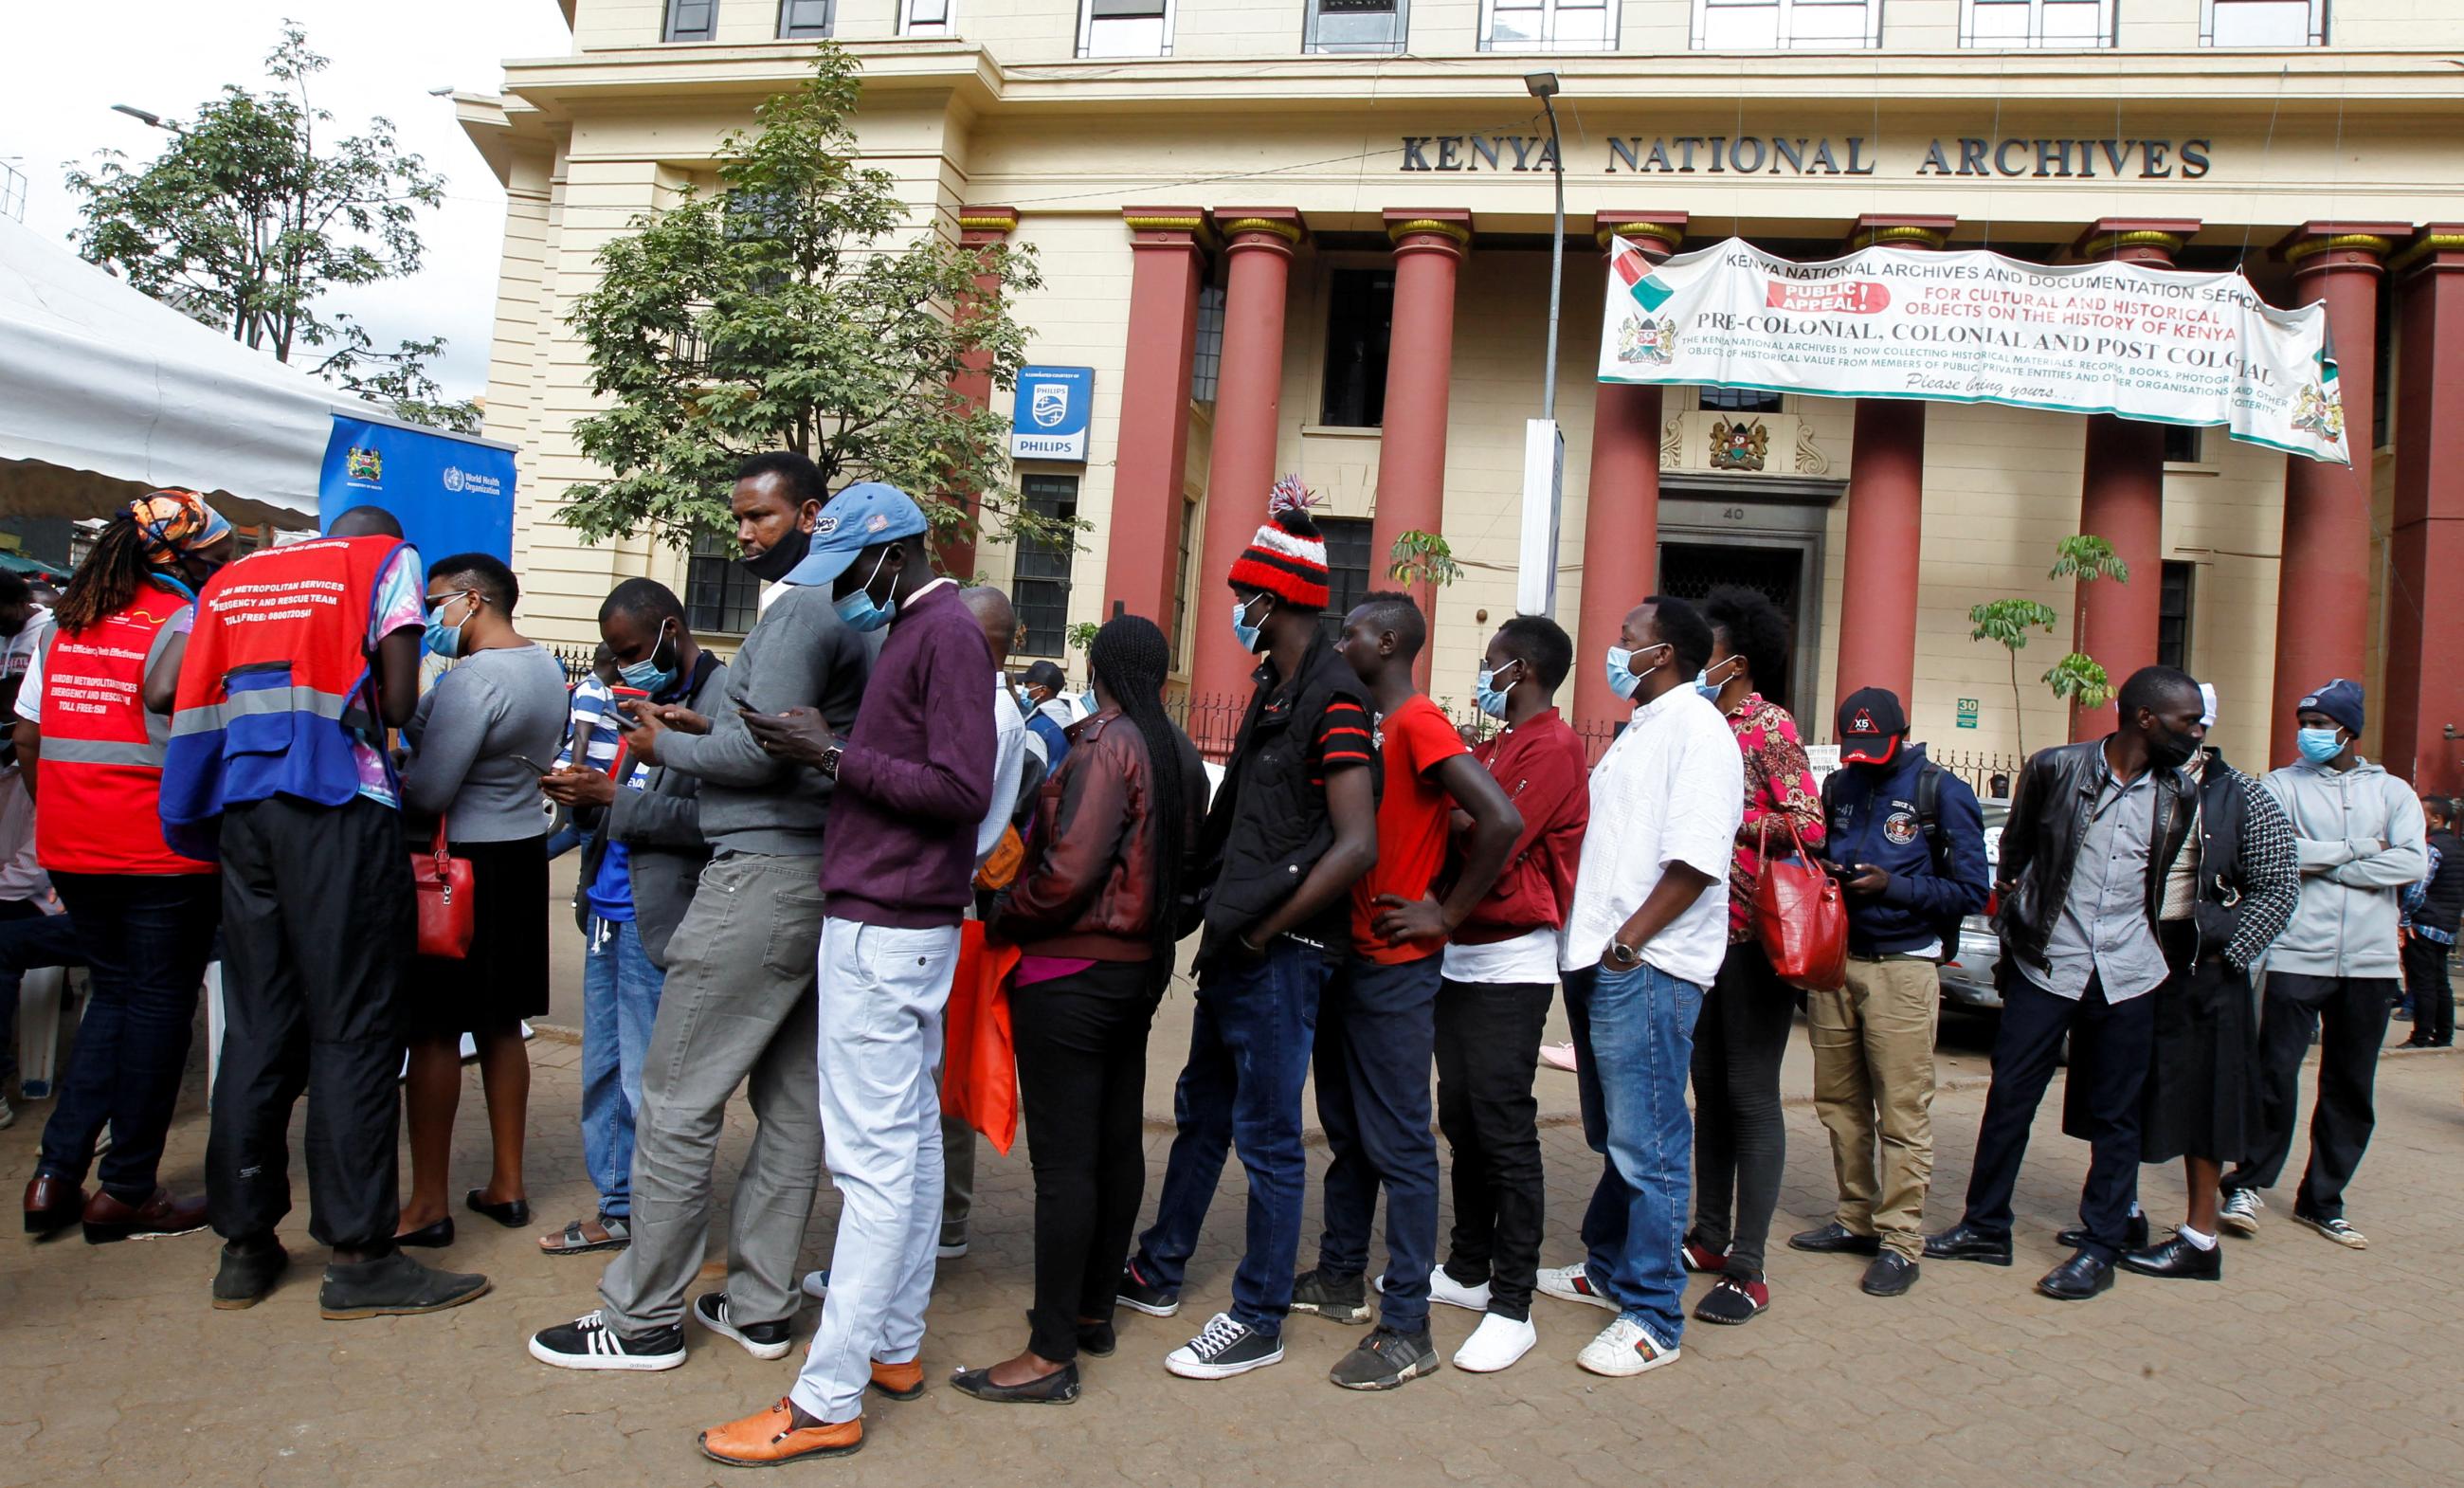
1571,212,1686,739
1833,216,1954,719
2269,222,2404,767
2381,227,2464,794
1371,209,1471,688
1105,208,1208,631
938,206,1020,581
1187,209,1305,727
2070,220,2199,741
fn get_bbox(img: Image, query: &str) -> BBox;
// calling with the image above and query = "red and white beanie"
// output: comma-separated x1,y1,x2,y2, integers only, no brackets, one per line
1225,475,1331,609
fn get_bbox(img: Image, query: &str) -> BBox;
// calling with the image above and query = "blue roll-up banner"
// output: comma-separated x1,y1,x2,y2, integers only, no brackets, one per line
318,414,516,561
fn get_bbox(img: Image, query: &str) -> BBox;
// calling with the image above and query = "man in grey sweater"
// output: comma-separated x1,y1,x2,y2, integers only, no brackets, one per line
2221,679,2426,1252
531,451,870,1372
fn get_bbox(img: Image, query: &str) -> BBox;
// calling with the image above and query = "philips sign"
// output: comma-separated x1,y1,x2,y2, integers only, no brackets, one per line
1009,365,1093,463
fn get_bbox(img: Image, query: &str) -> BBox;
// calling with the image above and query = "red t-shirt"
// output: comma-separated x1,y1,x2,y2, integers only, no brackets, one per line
1350,695,1472,964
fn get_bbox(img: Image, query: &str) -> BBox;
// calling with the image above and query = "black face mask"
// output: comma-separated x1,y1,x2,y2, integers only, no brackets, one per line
740,526,811,583
2147,725,2201,771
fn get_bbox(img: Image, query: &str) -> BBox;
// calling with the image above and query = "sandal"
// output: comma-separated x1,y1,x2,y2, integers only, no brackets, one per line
539,1215,630,1256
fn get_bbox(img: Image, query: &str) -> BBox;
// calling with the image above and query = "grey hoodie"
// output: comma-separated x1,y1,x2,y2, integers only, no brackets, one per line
2262,756,2428,980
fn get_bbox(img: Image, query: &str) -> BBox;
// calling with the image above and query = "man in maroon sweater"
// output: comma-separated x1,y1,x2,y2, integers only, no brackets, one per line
707,482,996,1468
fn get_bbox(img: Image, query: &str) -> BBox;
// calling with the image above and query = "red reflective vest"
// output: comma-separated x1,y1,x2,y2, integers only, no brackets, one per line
33,583,214,876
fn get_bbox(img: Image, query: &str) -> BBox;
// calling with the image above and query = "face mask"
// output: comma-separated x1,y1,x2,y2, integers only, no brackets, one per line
1605,644,1662,702
1476,660,1521,720
833,548,896,632
1694,657,1738,700
1232,593,1270,654
2296,726,2346,766
2147,724,2201,771
620,624,679,695
424,592,474,660
740,524,812,583
1079,690,1098,716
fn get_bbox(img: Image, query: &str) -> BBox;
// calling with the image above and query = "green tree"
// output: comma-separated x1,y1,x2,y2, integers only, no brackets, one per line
1967,533,2132,756
64,23,475,432
1968,597,2059,760
1386,530,1464,590
556,45,1054,555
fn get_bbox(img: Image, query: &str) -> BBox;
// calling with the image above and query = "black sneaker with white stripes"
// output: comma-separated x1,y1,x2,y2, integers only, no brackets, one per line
528,1310,685,1371
1164,1313,1283,1380
691,1291,793,1360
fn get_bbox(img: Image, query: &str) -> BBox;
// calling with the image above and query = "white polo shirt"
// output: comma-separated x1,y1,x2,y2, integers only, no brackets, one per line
1559,684,1746,988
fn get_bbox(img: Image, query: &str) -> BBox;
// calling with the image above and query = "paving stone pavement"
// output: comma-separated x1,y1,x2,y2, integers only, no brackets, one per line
3,1024,2459,1488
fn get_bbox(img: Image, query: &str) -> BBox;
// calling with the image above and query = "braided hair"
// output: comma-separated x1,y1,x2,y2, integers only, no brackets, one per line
1087,614,1191,977
53,517,160,634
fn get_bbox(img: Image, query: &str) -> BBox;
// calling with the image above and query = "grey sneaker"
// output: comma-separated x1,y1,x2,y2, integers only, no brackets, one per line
1288,1268,1372,1325
1329,1328,1440,1390
318,1250,490,1320
2218,1189,2263,1237
2293,1211,2369,1250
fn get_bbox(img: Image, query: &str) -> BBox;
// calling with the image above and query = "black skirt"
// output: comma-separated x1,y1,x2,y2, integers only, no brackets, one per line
408,834,551,1039
2138,919,2260,1166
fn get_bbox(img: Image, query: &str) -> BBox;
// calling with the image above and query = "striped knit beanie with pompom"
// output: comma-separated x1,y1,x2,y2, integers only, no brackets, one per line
1225,475,1331,610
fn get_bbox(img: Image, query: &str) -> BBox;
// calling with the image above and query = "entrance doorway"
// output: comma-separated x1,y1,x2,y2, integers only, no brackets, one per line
1657,541,1805,710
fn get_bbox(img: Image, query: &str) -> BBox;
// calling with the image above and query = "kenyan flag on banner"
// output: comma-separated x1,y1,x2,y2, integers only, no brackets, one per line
1608,234,1674,312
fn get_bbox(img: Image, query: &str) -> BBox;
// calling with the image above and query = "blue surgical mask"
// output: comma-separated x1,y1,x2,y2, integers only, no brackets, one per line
1695,657,1738,700
2296,726,2346,766
424,592,474,660
1606,644,1662,701
618,624,678,696
1232,593,1270,654
833,549,896,633
1476,659,1521,720
1079,689,1097,716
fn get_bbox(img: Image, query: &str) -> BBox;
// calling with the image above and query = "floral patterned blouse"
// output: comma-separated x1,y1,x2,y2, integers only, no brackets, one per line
1722,692,1826,943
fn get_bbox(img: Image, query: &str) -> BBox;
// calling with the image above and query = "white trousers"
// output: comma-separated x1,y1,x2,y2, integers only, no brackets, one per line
789,916,962,1423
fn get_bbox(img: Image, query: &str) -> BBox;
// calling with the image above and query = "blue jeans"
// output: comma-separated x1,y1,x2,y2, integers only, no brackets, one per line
1314,953,1443,1334
1564,960,1707,1351
1133,938,1331,1337
580,916,663,1220
1,899,86,1089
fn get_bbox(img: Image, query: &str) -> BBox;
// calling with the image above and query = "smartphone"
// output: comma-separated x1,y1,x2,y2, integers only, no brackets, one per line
511,753,553,776
609,684,650,729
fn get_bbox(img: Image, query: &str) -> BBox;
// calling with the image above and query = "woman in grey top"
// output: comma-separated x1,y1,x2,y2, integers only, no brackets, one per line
393,553,571,1247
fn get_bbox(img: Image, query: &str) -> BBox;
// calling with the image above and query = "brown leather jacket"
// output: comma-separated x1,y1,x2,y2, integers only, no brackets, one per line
990,708,1206,961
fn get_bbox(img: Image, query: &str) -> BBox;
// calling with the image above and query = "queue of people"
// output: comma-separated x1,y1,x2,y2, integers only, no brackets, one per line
1,470,2448,1470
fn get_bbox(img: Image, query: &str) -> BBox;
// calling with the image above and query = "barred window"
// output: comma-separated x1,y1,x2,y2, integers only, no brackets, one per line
1014,474,1079,657
1307,0,1409,54
685,526,761,636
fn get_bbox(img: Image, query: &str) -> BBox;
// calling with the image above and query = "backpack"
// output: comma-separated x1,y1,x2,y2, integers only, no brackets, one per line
1822,760,1963,962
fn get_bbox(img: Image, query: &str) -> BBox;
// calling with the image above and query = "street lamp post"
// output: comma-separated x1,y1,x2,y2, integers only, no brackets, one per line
110,104,177,133
1528,71,1566,422
1517,70,1569,618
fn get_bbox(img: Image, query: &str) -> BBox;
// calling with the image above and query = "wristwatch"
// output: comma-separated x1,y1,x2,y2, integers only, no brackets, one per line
1607,939,1641,968
816,743,843,779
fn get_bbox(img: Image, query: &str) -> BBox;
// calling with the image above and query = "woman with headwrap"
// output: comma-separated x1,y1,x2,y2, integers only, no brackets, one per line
14,490,233,1243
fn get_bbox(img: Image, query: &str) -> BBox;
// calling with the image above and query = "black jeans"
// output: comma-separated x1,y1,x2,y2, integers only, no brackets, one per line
1011,958,1161,1362
1961,972,2153,1261
1689,940,1795,1280
208,795,414,1253
2404,936,2455,1045
1434,975,1553,1321
35,873,221,1199
1314,953,1445,1335
2224,971,2398,1221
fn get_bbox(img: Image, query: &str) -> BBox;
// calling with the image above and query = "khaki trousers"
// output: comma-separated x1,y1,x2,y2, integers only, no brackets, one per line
1807,954,1940,1259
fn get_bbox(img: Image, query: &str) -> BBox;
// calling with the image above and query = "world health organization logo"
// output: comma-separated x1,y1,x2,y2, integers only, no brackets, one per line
442,466,466,493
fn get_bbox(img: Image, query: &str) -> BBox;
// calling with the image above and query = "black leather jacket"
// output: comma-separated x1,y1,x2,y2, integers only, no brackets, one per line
1995,738,2194,972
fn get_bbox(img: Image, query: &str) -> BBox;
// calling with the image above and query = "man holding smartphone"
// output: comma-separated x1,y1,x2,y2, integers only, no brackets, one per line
1788,688,1988,1297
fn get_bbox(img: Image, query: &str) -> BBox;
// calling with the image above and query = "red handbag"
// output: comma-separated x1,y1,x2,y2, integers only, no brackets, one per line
1752,814,1847,992
411,819,476,960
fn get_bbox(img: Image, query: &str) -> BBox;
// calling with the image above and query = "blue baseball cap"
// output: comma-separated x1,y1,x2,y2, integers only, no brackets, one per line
781,481,931,588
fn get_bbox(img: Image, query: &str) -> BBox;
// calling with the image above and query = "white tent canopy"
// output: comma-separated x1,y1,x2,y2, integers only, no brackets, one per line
0,212,504,529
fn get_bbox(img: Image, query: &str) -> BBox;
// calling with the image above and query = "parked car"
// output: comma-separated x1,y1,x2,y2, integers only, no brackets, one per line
1936,799,2008,1010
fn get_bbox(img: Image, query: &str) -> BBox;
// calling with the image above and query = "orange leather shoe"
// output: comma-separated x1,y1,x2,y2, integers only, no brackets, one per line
698,1400,862,1467
869,1358,925,1401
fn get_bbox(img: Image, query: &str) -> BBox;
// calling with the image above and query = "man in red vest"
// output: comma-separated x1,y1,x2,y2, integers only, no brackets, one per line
161,504,489,1320
12,491,228,1243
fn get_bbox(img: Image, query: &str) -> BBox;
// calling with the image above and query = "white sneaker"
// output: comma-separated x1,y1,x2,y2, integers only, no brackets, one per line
938,1235,969,1261
1372,1269,1493,1313
1575,1316,1680,1378
1452,1313,1537,1373
800,1269,830,1300
1534,1262,1618,1312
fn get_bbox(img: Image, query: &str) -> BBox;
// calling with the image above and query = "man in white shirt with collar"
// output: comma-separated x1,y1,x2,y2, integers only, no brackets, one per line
1536,595,1744,1380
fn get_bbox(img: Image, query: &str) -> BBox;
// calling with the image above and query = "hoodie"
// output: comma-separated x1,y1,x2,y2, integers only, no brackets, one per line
2262,756,2427,980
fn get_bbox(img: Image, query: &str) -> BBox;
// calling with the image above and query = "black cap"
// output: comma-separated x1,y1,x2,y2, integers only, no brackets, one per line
1838,686,1909,765
1021,660,1067,693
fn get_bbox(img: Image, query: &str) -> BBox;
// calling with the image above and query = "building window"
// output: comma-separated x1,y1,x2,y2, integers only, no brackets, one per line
1172,493,1199,669
664,0,716,41
1960,0,2112,45
1692,0,1883,48
1191,284,1226,404
1080,0,1173,57
1481,0,1614,50
2157,560,2194,671
686,527,761,636
2162,425,2204,463
1014,474,1079,657
1320,268,1395,428
1700,386,1783,413
902,0,954,33
2201,0,2326,45
1306,0,1410,54
1316,517,1374,644
778,0,835,35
